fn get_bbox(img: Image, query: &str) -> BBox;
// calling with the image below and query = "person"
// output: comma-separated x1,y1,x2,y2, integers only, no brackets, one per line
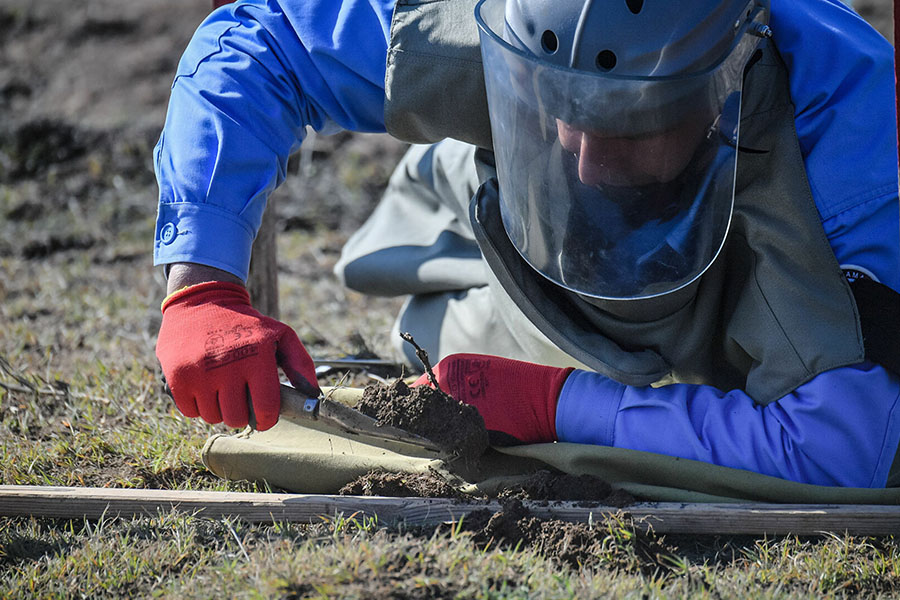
153,0,900,487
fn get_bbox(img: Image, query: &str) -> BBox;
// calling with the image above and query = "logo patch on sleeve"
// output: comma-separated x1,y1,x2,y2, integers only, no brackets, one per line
841,264,880,284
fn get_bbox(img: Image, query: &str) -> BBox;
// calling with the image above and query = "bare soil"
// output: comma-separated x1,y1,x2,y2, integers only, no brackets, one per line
355,379,490,462
339,471,465,498
340,468,642,568
459,498,673,572
342,468,633,504
497,470,636,507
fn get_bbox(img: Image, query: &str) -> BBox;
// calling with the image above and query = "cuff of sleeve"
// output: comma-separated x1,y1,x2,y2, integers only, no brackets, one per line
555,370,625,446
153,202,255,281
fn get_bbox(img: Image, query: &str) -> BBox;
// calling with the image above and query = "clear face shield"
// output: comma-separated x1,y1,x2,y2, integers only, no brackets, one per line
475,0,766,301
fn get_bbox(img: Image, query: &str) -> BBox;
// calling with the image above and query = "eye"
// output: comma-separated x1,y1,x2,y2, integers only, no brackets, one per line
596,50,617,71
541,30,559,54
625,0,644,14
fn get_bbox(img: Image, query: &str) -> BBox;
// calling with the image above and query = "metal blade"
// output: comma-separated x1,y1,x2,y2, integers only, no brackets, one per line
312,357,405,378
313,358,402,369
279,384,441,452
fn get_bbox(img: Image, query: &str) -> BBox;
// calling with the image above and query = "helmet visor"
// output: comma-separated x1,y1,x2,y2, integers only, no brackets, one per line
476,0,760,300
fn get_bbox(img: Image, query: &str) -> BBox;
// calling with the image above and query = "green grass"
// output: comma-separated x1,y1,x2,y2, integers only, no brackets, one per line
4,509,900,598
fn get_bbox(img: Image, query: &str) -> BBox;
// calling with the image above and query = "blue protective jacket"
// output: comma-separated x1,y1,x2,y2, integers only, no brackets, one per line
154,0,900,487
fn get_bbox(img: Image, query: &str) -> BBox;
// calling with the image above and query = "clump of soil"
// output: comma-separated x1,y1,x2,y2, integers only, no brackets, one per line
459,498,672,572
340,470,646,569
499,470,636,507
463,499,601,568
339,471,464,499
355,379,489,463
343,468,634,506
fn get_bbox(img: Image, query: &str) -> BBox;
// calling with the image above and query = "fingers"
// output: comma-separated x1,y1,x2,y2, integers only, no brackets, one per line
165,360,283,430
170,386,201,418
218,377,251,429
275,327,320,398
247,365,281,431
411,353,463,390
409,354,491,405
163,372,201,418
195,387,223,424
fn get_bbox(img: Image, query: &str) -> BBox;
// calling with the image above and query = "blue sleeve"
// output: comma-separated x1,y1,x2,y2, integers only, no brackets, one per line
153,0,394,280
771,0,899,291
556,1,900,488
557,363,900,487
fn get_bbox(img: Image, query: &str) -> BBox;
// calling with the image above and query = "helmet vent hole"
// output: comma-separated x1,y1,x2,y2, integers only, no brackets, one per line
540,30,559,54
625,0,643,14
596,50,617,71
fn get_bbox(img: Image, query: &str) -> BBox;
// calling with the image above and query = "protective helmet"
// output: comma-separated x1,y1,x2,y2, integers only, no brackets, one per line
475,0,771,300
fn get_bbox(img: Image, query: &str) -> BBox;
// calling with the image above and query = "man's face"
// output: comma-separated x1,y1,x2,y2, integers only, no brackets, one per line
556,114,710,188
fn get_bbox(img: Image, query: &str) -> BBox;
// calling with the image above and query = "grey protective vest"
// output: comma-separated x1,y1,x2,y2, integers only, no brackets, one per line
383,0,866,405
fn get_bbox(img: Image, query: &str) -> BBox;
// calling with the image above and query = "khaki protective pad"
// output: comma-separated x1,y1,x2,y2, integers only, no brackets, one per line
202,388,900,504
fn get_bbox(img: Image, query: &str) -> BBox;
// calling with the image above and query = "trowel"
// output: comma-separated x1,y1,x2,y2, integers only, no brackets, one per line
278,383,442,453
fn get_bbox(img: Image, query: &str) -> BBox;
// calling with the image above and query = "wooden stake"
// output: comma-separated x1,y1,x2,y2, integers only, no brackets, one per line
247,197,280,319
2,486,899,536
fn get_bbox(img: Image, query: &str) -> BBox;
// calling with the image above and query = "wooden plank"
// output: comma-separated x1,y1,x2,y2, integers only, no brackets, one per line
2,486,900,535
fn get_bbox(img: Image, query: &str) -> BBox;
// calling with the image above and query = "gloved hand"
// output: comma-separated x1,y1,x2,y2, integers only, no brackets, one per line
155,281,319,430
414,353,574,445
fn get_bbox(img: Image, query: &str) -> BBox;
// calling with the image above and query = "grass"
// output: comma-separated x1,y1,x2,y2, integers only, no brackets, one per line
4,508,900,598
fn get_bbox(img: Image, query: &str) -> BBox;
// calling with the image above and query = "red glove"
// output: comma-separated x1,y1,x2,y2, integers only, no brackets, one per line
155,281,319,430
414,354,574,445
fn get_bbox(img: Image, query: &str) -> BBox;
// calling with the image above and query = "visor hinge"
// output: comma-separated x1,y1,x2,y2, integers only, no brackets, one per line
750,23,773,39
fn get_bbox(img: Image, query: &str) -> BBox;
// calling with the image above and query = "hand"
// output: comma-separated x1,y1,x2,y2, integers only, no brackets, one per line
414,353,573,445
156,278,319,430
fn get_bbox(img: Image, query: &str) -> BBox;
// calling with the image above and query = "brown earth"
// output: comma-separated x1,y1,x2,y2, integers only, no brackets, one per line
339,470,466,498
341,468,634,504
339,468,642,568
459,498,673,572
355,379,490,462
496,470,636,507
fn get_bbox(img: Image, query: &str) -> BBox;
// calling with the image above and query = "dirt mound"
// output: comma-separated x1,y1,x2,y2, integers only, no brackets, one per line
498,470,636,507
461,499,671,572
355,379,490,462
343,469,633,504
339,469,644,569
339,471,465,499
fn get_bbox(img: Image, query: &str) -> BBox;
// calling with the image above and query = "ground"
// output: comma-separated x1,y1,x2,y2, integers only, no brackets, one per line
2,0,900,597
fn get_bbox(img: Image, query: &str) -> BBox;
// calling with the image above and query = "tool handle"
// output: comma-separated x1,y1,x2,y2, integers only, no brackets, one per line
279,384,320,422
278,384,442,452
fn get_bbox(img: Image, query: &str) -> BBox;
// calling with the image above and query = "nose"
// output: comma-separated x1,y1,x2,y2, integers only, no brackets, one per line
557,119,702,188
576,134,648,187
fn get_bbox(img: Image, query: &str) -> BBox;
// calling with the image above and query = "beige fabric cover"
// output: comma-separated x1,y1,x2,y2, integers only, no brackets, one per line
203,388,900,504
